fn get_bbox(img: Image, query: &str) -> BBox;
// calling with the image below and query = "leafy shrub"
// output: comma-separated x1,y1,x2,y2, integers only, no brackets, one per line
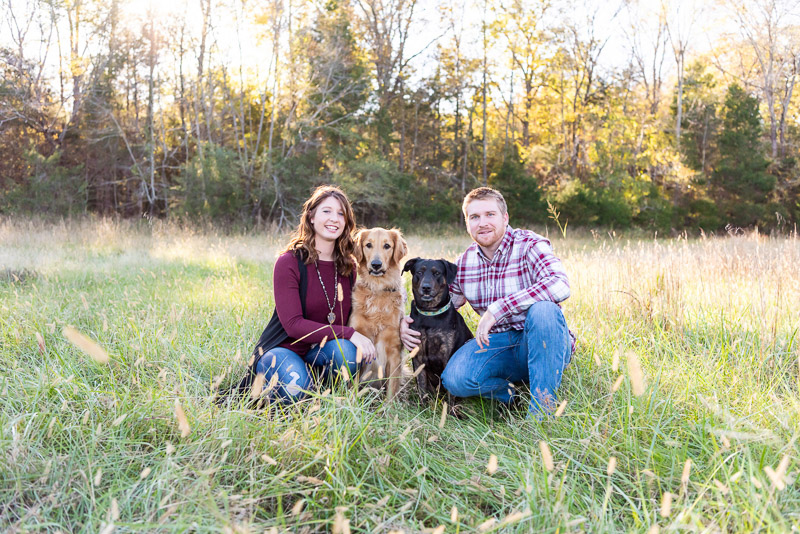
173,145,245,220
489,145,547,224
554,182,633,228
1,148,85,215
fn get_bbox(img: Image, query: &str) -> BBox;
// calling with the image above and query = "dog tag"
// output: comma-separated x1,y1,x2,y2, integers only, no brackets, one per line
327,312,336,324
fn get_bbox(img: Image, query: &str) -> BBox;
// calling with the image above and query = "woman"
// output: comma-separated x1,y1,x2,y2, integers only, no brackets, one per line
247,185,376,403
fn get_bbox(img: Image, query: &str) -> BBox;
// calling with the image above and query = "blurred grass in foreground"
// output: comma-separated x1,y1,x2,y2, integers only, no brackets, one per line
1,217,799,533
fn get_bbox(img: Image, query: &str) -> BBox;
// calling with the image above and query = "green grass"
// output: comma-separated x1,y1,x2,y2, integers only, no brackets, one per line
1,218,799,533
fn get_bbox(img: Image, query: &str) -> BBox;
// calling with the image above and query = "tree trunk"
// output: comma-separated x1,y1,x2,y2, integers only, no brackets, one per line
146,14,157,216
481,2,488,187
675,48,684,147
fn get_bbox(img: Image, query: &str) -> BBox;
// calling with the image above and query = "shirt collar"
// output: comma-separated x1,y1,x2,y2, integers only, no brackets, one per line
476,226,514,263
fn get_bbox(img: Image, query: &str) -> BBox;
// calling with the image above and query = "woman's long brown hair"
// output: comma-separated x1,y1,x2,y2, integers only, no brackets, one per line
282,185,356,276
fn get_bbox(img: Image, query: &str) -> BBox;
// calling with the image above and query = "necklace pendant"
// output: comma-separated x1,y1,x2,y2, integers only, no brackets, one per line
327,312,336,324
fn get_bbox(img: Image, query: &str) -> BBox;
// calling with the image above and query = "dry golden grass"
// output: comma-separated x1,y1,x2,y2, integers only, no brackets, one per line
2,220,799,532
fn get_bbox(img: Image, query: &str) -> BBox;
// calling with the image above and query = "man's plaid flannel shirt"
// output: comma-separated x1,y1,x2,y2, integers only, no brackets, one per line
449,226,577,354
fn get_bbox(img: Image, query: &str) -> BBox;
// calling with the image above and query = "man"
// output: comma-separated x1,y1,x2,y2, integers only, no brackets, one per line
400,187,575,418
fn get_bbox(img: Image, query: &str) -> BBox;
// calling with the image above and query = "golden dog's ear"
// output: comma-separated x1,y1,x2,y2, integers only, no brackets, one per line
353,230,364,264
391,229,408,265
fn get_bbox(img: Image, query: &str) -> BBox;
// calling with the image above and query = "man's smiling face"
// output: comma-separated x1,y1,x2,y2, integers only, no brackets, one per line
465,198,509,254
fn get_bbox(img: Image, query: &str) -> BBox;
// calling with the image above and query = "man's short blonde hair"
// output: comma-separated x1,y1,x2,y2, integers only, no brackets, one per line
462,187,508,218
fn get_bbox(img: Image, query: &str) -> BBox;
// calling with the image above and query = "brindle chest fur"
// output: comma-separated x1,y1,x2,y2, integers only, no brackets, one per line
410,302,473,396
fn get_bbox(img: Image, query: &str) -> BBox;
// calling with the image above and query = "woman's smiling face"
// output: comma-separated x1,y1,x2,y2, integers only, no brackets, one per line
311,196,346,243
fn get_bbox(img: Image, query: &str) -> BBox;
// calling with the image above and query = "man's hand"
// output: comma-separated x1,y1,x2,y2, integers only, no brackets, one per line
475,310,496,349
400,315,421,351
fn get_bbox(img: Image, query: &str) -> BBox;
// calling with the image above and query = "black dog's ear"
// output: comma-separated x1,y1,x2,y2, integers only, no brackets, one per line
442,260,458,284
402,257,419,274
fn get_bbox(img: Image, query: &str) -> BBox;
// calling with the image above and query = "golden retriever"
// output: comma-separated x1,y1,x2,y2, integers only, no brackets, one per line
349,227,408,400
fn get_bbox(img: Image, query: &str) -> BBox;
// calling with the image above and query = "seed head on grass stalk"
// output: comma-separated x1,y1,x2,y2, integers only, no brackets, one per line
764,466,786,490
611,375,624,393
487,454,498,475
250,373,266,400
681,459,691,487
660,492,672,517
626,351,645,396
63,326,109,364
291,499,305,516
173,399,191,437
477,518,496,531
332,507,350,534
539,441,554,472
607,456,617,476
500,509,531,527
713,479,729,494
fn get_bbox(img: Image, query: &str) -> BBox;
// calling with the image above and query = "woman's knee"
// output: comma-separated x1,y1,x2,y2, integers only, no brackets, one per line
256,349,311,403
277,363,312,402
325,339,359,375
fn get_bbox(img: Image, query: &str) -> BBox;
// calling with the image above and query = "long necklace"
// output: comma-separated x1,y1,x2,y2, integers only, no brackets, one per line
314,260,338,324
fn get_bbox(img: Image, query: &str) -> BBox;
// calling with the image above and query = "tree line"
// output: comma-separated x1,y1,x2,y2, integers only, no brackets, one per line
1,0,798,231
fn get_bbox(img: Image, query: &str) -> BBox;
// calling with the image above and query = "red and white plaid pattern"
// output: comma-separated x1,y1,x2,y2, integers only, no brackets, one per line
450,226,576,353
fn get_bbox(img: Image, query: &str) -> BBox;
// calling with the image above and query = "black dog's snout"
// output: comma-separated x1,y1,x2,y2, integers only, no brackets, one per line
370,260,383,270
420,284,433,294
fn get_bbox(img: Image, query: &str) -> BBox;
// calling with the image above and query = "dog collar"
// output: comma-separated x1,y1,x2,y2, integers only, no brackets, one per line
416,299,451,316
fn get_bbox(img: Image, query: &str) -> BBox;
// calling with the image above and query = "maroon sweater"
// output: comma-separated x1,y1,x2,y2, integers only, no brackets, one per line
274,252,355,355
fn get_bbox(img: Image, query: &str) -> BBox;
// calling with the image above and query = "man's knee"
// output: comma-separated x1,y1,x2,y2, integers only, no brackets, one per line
442,360,475,397
525,300,563,329
441,365,456,393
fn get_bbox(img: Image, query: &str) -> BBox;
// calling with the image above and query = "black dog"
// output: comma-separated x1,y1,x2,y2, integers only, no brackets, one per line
403,258,473,405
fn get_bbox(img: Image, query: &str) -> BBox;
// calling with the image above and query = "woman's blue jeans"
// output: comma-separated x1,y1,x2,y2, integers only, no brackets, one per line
441,301,572,417
254,339,360,404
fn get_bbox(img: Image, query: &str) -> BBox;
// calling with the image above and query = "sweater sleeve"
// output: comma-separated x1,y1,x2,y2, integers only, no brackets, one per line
273,253,355,344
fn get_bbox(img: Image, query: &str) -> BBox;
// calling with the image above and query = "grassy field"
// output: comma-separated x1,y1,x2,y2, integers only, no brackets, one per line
1,218,799,533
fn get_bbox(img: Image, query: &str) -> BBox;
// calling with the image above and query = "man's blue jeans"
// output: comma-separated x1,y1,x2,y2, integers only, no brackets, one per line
441,301,572,417
254,339,360,403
